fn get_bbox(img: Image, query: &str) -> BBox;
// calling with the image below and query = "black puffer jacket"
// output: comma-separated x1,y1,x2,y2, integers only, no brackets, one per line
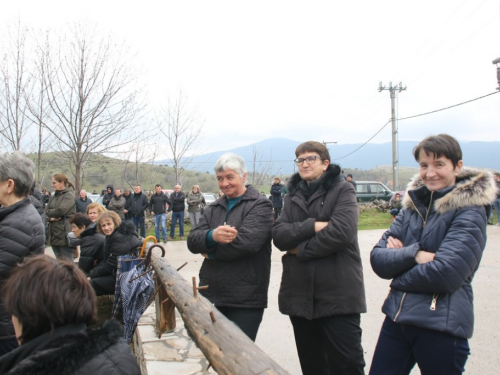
170,191,186,212
371,169,496,338
0,320,140,374
187,186,273,308
273,165,367,319
89,221,142,279
0,198,45,341
78,223,105,275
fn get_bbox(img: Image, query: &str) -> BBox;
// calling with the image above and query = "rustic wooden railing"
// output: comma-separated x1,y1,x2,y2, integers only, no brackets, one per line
145,244,289,375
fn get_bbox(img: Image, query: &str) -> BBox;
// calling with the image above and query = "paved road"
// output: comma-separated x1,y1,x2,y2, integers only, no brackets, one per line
48,226,500,374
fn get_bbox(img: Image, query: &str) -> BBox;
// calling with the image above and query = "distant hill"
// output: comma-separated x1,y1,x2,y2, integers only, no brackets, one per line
158,138,500,175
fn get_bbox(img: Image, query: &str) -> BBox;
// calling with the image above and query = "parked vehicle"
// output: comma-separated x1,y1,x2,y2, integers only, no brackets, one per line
202,192,218,205
355,181,394,202
87,194,104,205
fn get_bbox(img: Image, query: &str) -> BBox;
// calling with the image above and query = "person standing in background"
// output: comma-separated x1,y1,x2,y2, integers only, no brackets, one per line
346,174,357,189
108,188,126,220
126,185,148,238
270,177,284,220
149,184,171,244
187,185,205,228
170,184,186,240
45,173,76,262
76,189,92,213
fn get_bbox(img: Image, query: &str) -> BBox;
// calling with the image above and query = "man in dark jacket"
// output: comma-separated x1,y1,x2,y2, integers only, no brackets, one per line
125,185,149,238
273,141,366,375
188,153,272,341
270,177,283,220
149,184,171,243
75,189,93,213
0,152,45,356
123,189,132,221
169,184,186,239
102,184,114,208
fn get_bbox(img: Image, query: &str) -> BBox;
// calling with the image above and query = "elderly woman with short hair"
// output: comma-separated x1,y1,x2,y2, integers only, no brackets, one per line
187,153,273,341
45,173,76,261
0,152,45,356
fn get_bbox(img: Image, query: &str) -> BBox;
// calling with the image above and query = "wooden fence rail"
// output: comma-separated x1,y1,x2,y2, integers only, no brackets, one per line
146,244,289,375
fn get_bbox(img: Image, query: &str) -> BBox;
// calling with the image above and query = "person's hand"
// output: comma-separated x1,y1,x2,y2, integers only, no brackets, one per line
287,248,298,255
415,250,435,264
123,209,128,213
151,211,155,216
201,253,209,259
314,221,328,232
212,225,238,244
387,236,404,249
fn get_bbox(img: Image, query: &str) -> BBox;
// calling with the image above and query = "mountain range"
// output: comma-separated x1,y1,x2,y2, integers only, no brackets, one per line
159,138,500,175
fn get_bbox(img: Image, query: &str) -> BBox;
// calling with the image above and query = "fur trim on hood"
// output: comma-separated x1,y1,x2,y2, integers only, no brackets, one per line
287,164,343,194
403,168,497,215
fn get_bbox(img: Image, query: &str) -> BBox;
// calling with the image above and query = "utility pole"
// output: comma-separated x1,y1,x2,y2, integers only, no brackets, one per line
378,82,406,190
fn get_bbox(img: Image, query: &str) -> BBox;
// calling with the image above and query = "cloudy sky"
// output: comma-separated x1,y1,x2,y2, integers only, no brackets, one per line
3,0,500,155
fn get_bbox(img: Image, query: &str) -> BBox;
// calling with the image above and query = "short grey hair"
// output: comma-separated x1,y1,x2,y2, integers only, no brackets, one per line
214,153,247,177
0,152,35,197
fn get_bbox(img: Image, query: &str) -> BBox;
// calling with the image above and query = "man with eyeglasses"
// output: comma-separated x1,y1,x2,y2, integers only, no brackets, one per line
273,141,366,375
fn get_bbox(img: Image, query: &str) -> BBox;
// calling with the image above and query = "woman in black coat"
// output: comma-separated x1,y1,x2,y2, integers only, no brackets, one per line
272,141,366,375
70,213,105,275
270,177,284,220
0,255,140,374
89,211,142,296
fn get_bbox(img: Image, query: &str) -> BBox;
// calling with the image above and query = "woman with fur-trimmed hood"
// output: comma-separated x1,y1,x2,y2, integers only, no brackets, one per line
369,134,497,375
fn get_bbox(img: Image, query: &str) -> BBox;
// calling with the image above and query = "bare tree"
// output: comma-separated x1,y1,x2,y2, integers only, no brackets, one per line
249,145,275,188
29,23,145,191
0,21,34,151
156,91,204,184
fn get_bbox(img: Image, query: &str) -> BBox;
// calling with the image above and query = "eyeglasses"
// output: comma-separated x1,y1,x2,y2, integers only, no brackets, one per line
294,156,322,165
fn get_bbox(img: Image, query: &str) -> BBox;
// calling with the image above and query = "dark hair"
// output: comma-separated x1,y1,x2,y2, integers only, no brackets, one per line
69,213,92,228
413,134,462,168
347,174,353,178
2,255,96,344
155,184,162,188
295,141,331,162
494,172,500,178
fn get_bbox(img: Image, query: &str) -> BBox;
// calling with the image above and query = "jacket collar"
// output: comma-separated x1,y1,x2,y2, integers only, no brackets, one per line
403,168,497,214
287,164,343,196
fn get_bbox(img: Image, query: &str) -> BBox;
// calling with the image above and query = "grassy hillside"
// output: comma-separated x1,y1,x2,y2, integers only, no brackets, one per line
31,152,418,194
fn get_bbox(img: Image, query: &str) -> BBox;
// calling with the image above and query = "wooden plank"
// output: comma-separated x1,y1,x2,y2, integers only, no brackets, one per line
148,246,289,375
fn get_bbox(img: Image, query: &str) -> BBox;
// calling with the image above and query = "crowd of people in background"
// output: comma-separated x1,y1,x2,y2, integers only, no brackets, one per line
0,132,498,374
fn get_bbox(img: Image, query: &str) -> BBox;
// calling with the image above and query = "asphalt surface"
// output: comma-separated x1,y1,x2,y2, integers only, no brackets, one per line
47,226,500,374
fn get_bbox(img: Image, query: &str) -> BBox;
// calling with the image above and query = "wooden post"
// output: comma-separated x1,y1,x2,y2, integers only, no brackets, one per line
154,277,175,337
147,245,289,375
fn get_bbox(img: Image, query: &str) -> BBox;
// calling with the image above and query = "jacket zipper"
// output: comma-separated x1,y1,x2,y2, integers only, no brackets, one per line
430,293,438,311
394,292,406,321
408,191,434,227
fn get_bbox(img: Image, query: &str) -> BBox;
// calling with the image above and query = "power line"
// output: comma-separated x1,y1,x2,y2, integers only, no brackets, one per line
331,90,500,161
398,91,499,121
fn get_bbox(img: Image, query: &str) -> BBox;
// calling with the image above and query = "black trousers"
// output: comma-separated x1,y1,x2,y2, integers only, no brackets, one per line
290,314,365,375
90,275,116,296
216,306,264,342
